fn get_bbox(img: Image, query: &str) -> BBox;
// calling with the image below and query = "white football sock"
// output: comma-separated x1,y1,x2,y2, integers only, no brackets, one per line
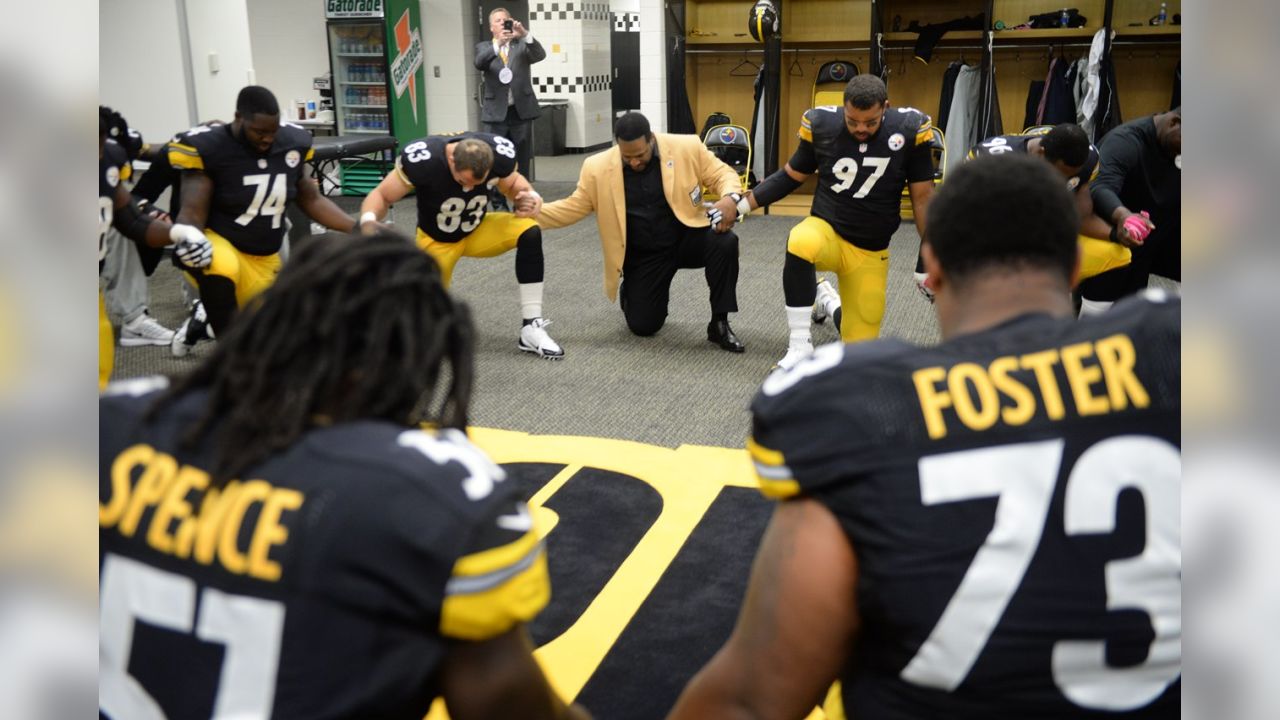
786,306,813,350
519,282,544,320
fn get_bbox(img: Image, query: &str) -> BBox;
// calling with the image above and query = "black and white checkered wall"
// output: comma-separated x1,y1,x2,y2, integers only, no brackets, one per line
530,2,611,21
612,12,639,32
524,1,614,147
533,74,611,94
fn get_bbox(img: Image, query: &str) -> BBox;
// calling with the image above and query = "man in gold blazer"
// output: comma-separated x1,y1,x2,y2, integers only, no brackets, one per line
531,112,748,352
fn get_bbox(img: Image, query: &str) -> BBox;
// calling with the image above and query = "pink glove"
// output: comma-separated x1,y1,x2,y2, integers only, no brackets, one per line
1122,211,1152,244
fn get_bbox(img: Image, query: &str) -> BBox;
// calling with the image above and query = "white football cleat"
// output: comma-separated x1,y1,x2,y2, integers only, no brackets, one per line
811,278,840,324
774,344,813,371
518,317,564,360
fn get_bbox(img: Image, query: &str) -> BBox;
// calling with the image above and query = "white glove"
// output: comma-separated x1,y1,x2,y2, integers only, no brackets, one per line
171,224,213,268
705,204,725,228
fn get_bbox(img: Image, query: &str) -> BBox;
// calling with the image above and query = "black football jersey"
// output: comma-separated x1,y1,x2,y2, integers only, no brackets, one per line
133,124,223,211
167,123,314,255
396,132,518,243
971,133,1100,191
789,106,935,250
99,380,550,720
99,139,133,266
749,290,1180,719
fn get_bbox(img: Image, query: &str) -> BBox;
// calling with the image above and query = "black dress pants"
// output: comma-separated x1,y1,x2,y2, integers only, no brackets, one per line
484,105,533,178
620,225,739,336
1079,228,1180,301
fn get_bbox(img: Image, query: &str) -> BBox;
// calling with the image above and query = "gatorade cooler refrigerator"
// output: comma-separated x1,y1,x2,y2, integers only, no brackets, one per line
324,0,428,194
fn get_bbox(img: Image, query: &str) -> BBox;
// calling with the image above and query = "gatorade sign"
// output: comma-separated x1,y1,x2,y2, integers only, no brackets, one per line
389,8,423,119
325,0,384,19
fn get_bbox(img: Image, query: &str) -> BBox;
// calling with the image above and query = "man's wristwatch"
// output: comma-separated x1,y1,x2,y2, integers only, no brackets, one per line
729,192,750,218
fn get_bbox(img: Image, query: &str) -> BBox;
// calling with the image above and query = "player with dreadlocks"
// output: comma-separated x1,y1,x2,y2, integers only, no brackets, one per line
99,233,589,720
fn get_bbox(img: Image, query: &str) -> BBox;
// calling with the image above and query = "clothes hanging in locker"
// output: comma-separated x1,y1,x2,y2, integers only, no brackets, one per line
1079,28,1112,140
1071,57,1089,117
1064,59,1080,108
1024,79,1047,129
937,61,965,132
1036,57,1076,125
1091,50,1121,140
978,64,1003,139
943,64,980,177
666,35,697,133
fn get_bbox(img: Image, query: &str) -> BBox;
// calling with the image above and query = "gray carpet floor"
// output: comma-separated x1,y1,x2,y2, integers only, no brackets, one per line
113,154,1165,449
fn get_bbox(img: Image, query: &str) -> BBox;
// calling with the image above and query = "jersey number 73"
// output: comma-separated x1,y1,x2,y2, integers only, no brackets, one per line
901,436,1181,711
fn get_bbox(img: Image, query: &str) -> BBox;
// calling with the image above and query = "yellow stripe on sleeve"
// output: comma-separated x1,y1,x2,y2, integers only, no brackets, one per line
797,113,814,143
915,118,933,145
440,530,550,641
168,143,204,171
746,436,800,499
304,147,315,162
453,525,539,577
120,162,133,182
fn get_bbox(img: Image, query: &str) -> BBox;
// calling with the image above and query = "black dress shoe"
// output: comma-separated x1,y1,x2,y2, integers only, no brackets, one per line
707,319,745,353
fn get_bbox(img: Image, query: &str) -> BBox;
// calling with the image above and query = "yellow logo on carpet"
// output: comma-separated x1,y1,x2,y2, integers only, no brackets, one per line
426,428,836,720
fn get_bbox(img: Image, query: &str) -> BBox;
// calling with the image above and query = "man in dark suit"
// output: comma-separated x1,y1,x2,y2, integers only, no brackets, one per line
475,8,545,178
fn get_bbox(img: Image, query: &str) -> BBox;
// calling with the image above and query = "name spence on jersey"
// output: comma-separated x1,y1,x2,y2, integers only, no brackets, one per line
912,332,1149,440
100,444,303,582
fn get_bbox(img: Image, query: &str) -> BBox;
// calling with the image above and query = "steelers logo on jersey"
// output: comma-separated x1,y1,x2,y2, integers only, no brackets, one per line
888,133,905,152
106,166,120,187
286,150,301,168
1066,176,1081,191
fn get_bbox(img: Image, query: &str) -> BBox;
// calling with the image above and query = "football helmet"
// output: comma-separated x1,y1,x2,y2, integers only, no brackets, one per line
748,0,779,42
